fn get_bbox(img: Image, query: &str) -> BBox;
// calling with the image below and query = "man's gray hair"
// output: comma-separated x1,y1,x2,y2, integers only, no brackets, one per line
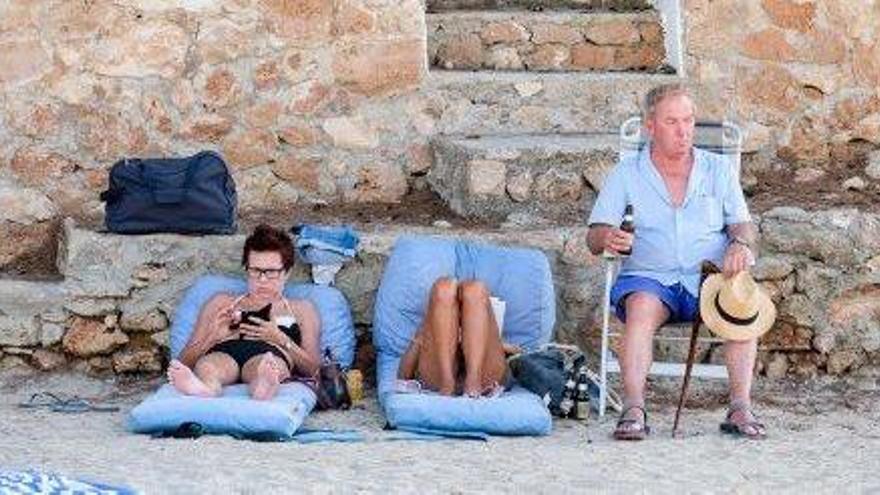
643,83,693,120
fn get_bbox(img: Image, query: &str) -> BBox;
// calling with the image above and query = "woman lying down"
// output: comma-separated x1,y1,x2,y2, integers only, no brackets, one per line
167,225,321,400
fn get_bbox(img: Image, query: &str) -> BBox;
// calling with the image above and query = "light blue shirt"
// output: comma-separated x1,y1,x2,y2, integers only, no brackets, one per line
588,147,751,296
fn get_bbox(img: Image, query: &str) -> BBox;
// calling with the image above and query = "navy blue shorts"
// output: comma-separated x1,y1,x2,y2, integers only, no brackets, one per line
610,275,698,324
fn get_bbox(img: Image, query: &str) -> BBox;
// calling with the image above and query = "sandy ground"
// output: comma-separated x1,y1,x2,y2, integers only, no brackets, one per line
1,369,878,494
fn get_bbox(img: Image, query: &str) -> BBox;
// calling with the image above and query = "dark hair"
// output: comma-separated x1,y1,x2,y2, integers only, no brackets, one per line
242,224,295,271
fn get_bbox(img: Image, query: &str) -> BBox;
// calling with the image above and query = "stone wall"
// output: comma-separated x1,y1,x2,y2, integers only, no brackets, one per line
684,0,880,162
0,0,428,272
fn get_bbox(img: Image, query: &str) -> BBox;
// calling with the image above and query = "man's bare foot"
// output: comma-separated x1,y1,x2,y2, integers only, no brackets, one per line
250,355,282,401
167,360,221,398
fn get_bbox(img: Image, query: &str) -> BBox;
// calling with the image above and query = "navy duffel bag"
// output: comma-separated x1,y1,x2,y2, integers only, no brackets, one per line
100,151,237,235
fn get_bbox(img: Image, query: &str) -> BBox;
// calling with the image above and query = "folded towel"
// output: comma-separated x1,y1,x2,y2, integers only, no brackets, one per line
293,224,360,262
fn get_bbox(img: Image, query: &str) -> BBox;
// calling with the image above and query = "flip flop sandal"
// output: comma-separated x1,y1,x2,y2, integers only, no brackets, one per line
49,398,120,414
17,392,66,409
613,405,651,441
18,392,120,413
720,408,767,440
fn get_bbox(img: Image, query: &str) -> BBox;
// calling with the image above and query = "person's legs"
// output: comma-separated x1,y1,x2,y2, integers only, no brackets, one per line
242,351,292,400
167,353,239,397
458,280,507,397
619,292,669,409
416,277,461,395
722,338,765,437
613,292,669,438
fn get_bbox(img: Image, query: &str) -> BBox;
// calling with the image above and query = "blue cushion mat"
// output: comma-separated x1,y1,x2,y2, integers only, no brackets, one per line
373,236,555,436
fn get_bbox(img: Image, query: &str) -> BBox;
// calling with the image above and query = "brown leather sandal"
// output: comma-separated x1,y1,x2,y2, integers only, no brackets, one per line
720,406,767,440
613,405,651,441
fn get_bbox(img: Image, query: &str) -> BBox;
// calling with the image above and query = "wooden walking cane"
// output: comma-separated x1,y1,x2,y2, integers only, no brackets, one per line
672,261,720,438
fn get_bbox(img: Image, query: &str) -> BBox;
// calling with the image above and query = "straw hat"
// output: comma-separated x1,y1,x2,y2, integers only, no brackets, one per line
699,271,776,341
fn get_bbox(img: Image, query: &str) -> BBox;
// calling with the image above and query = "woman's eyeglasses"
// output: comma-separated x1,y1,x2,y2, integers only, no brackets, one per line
246,266,285,280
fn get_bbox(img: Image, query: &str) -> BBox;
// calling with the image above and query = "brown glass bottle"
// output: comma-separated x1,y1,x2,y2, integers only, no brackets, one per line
619,204,634,256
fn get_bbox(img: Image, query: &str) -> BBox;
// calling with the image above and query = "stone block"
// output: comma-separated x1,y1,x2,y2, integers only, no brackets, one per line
62,317,129,358
480,20,529,44
32,349,67,371
179,114,234,143
88,18,189,79
570,44,616,70
468,160,507,196
584,18,640,45
761,0,816,32
741,28,795,61
0,180,57,224
260,0,333,41
334,40,425,96
344,162,408,203
434,34,484,69
752,255,795,281
40,322,64,347
506,170,533,202
525,45,570,70
854,41,880,87
221,129,276,170
322,116,379,150
531,23,583,45
112,348,163,373
0,38,51,85
764,352,789,379
760,321,812,351
826,349,864,375
202,66,241,107
272,156,321,192
0,315,40,347
485,46,524,70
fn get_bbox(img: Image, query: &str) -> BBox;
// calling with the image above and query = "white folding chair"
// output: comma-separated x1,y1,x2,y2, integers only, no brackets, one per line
597,117,744,418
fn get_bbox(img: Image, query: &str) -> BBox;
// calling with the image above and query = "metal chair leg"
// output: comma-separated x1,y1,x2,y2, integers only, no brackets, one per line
599,258,615,418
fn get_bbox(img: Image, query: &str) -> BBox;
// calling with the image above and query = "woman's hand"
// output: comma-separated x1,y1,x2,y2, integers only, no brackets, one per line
205,301,236,346
239,317,287,347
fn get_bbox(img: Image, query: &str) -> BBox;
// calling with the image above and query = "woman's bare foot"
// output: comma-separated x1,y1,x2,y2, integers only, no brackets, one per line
250,355,282,401
462,376,482,398
167,360,221,398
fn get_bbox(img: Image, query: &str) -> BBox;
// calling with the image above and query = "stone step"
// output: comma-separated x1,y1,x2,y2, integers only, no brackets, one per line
429,133,618,223
428,11,667,73
427,0,653,12
423,70,681,136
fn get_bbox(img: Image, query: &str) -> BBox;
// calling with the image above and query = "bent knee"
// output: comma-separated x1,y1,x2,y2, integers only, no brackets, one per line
194,358,220,377
430,277,459,305
623,292,669,330
459,280,489,305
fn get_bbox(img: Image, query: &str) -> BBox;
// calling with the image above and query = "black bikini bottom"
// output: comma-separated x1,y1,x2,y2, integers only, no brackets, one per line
207,339,290,370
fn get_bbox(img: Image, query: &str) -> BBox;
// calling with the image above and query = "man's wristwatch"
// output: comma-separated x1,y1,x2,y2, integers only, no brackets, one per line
729,236,752,251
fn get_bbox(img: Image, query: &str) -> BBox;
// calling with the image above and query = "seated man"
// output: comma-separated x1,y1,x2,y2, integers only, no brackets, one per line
397,278,517,397
587,83,765,440
167,225,321,401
